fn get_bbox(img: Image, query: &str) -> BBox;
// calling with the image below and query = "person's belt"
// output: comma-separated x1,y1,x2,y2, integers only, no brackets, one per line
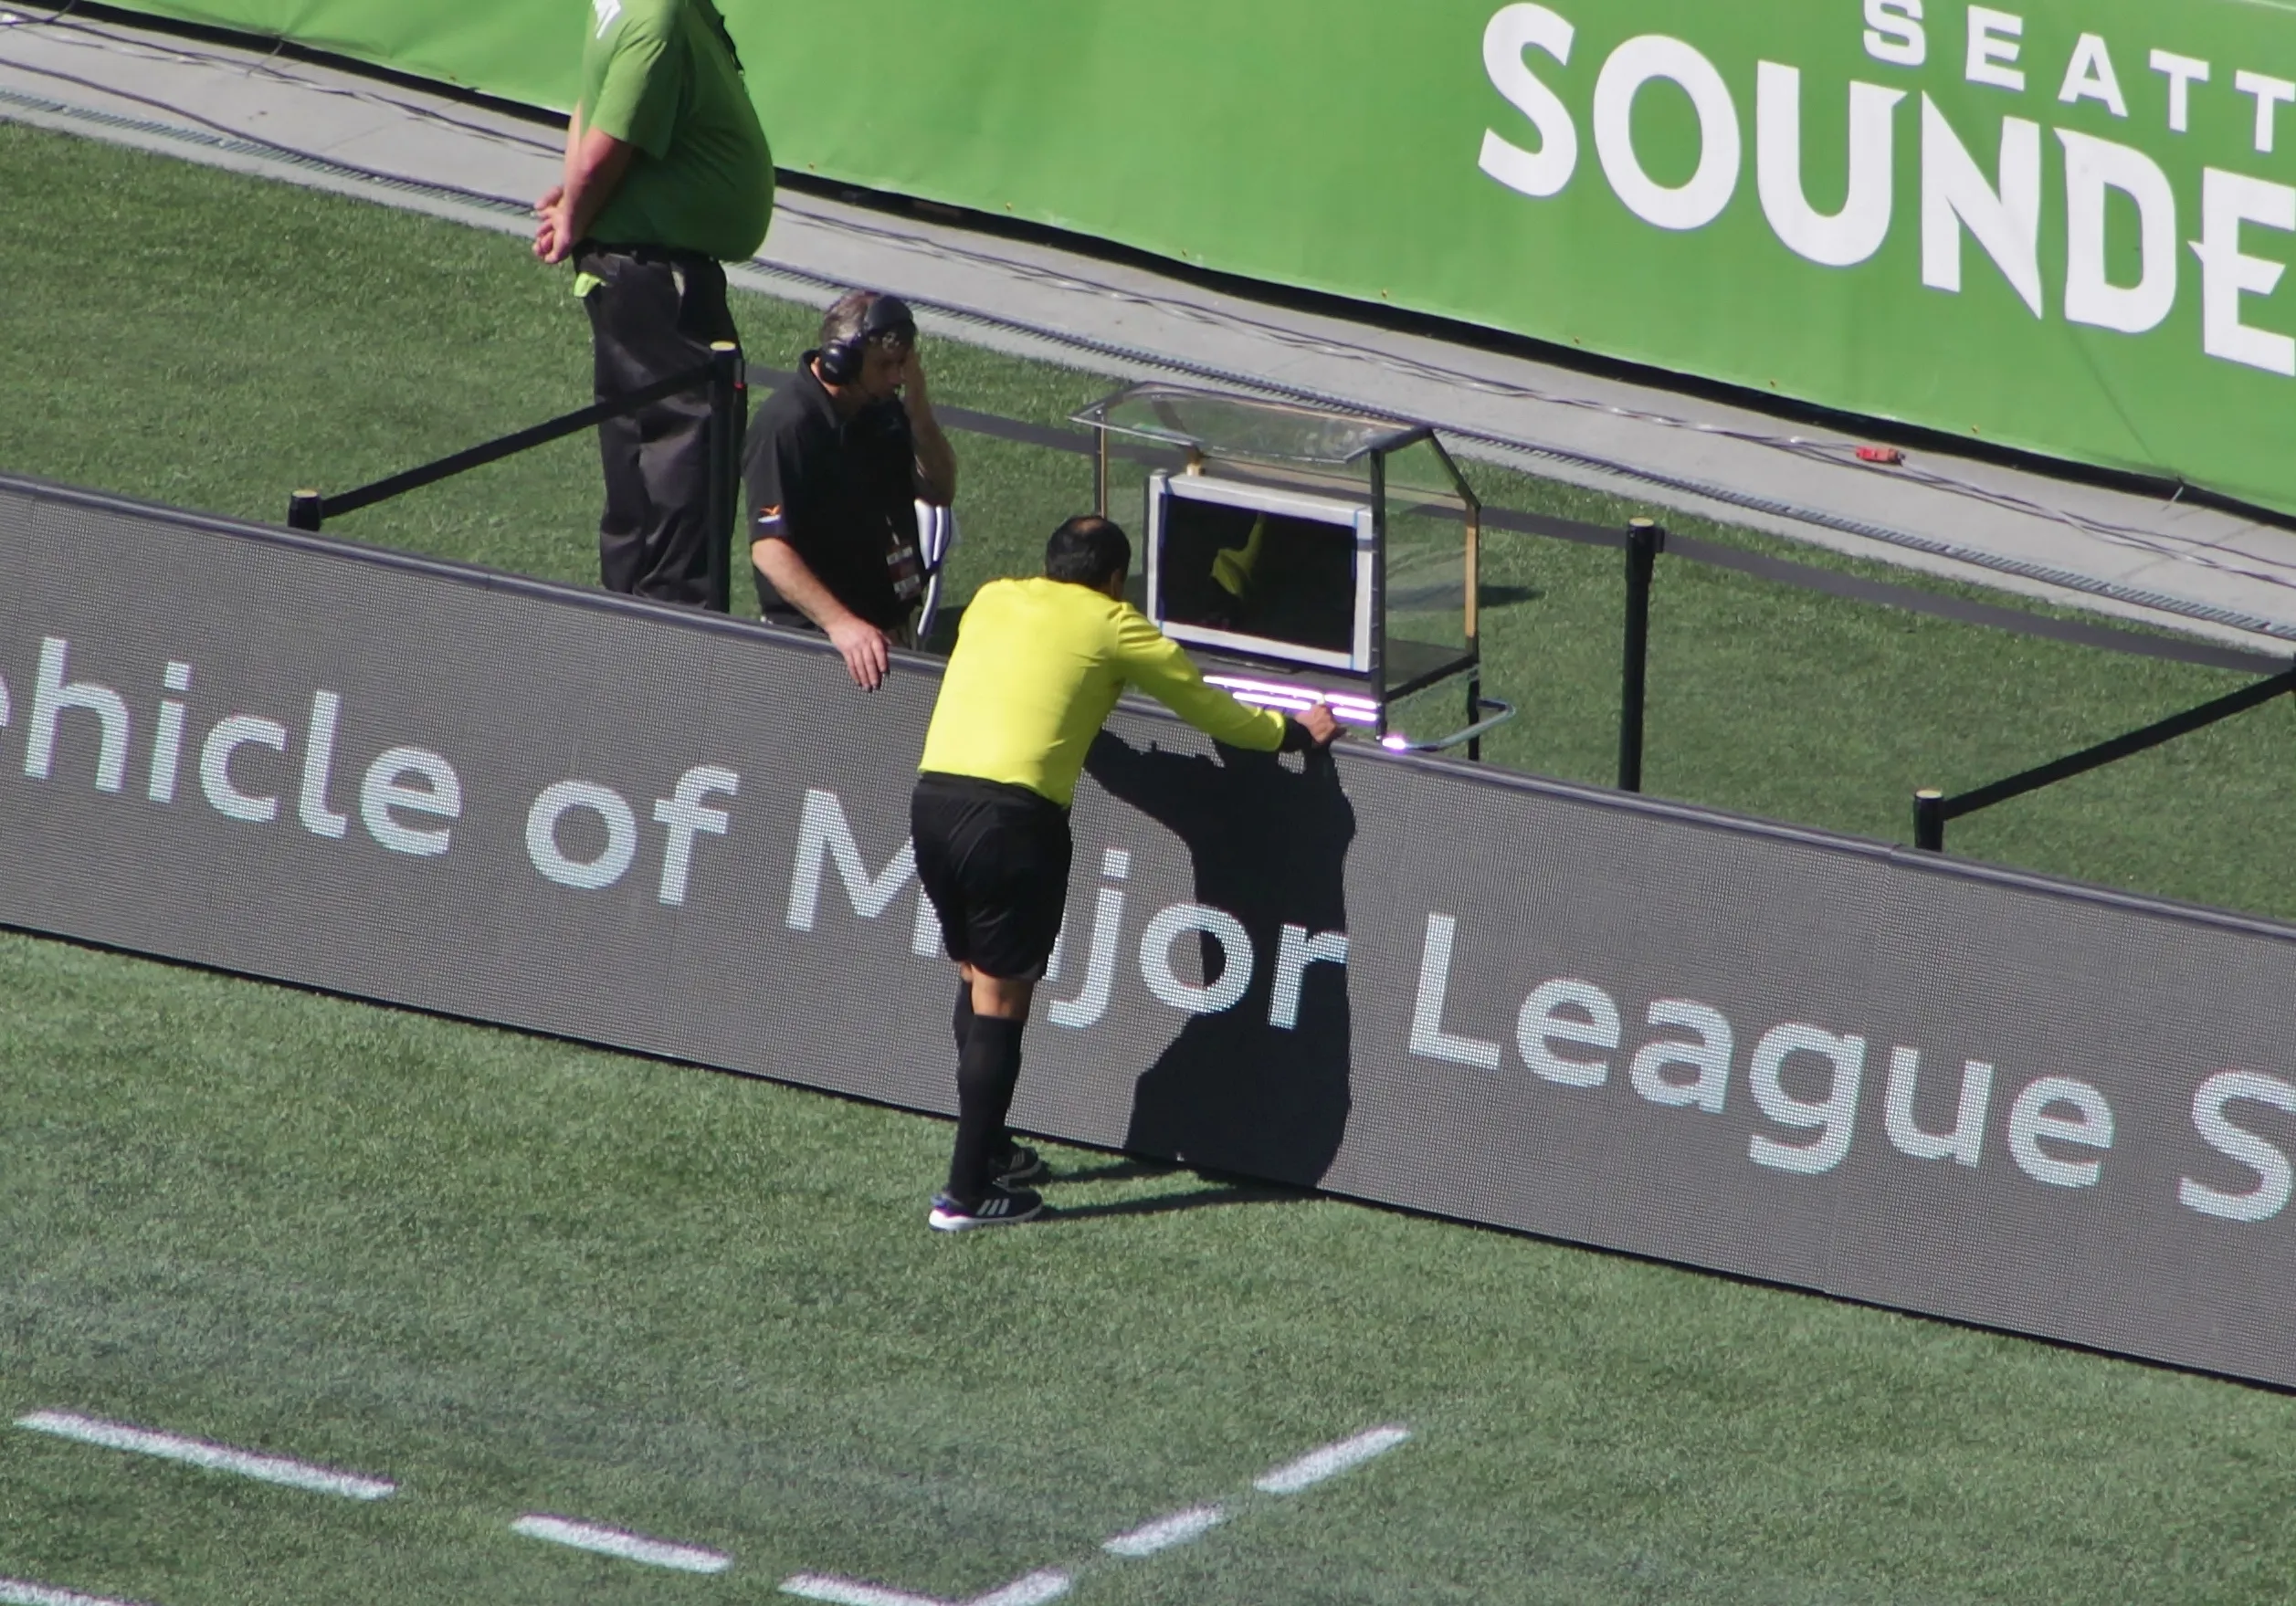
575,239,719,270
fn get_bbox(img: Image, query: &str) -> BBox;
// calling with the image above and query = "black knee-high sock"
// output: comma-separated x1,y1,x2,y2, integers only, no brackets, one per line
947,1014,1024,1204
953,982,1017,1154
953,980,975,1053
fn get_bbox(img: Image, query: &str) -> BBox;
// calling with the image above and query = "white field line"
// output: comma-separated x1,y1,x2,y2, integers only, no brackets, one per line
15,1411,395,1500
510,1515,730,1574
789,1426,1408,1605
0,1580,156,1606
1253,1424,1412,1494
967,1571,1069,1606
777,1567,1071,1606
1101,1504,1225,1558
780,1576,948,1606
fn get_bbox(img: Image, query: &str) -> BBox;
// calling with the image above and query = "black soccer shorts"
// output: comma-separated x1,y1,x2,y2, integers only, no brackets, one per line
910,772,1074,981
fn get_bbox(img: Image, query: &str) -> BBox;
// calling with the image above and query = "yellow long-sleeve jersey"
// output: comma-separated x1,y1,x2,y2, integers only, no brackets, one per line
918,576,1288,807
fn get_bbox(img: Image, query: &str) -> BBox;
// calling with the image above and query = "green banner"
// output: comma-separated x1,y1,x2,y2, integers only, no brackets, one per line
106,0,580,107
107,0,2296,514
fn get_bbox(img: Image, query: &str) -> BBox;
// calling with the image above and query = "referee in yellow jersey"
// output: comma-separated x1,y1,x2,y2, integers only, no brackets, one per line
912,515,1339,1230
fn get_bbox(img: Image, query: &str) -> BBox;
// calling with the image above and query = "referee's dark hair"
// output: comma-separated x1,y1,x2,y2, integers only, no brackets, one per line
1044,515,1132,590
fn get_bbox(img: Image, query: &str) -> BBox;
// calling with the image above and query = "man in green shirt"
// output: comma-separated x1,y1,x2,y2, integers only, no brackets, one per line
534,0,773,611
911,515,1338,1230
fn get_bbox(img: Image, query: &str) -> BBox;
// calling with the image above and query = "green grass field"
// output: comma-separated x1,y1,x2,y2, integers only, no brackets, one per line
7,119,2296,1605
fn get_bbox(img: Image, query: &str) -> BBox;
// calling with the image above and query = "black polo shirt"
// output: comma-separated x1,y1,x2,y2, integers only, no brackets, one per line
743,355,922,631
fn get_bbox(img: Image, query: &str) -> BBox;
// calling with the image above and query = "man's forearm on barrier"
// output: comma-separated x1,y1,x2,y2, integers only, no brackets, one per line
753,536,891,691
753,538,855,628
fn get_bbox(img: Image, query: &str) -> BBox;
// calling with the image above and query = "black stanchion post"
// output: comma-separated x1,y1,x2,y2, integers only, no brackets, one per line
704,340,742,614
1914,788,1945,853
287,490,323,533
1618,518,1664,793
1467,671,1483,763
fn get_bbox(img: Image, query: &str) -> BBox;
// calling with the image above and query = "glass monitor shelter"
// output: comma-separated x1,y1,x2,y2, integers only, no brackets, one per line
1072,382,1514,755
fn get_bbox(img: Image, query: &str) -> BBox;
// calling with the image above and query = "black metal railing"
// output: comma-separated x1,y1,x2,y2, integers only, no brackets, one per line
287,341,743,603
1912,664,2296,852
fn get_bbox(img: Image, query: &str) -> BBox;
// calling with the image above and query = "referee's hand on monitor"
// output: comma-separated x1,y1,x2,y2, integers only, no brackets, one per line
1295,702,1341,747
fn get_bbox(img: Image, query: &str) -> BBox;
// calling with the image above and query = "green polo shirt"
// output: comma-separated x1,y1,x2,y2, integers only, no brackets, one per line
579,0,773,262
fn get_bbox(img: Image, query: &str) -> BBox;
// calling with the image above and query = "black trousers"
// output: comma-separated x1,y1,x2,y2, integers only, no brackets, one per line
580,245,743,611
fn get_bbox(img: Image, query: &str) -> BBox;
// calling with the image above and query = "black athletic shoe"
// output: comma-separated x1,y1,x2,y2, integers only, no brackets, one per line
991,1142,1047,1185
928,1181,1046,1232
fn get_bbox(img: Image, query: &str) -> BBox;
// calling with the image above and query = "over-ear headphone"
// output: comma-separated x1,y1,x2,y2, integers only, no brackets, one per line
816,293,918,385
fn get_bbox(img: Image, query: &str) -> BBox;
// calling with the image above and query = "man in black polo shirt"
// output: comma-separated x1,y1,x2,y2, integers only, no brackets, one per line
743,291,958,689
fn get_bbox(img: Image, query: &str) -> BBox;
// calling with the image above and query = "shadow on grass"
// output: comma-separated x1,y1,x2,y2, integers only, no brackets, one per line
1051,1158,1180,1183
1481,583,1543,608
1048,1182,1305,1222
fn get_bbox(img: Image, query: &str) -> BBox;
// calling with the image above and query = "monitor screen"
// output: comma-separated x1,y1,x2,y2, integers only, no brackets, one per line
1149,476,1368,670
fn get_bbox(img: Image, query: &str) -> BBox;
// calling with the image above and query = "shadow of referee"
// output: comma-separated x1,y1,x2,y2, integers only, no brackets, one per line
1084,730,1356,1189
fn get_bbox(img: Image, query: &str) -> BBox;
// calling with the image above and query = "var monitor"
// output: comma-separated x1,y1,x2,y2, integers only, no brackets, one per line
1144,472,1375,673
